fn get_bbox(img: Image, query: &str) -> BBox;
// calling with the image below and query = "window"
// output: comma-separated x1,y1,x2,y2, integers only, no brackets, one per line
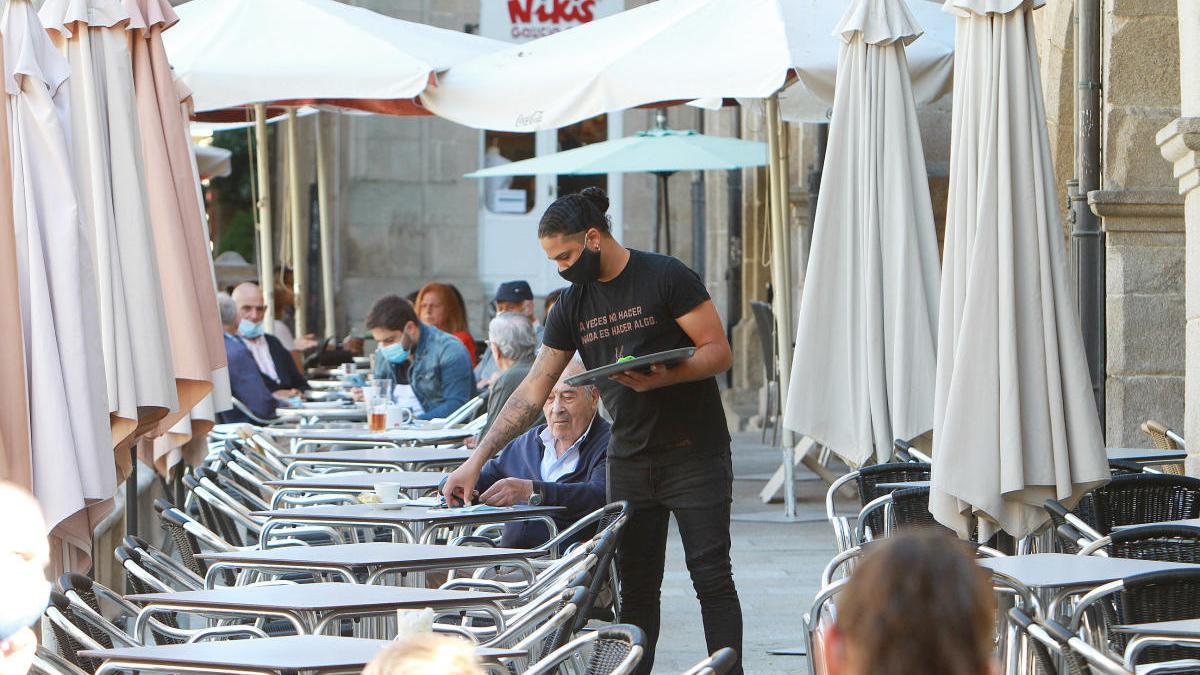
557,115,607,197
482,130,535,214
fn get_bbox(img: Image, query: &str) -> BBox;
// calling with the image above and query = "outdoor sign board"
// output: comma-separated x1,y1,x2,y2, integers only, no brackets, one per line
481,0,626,43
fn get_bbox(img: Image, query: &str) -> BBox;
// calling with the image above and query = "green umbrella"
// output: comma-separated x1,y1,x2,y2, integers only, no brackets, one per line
466,128,767,254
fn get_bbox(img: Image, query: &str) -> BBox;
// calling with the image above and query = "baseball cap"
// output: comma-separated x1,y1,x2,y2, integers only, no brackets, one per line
494,280,533,303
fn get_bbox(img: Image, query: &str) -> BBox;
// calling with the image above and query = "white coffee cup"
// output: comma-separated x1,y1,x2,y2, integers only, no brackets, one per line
386,403,413,428
374,482,402,503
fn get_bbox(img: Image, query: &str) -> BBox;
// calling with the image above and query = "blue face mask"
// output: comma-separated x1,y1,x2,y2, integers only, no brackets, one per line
379,341,409,365
238,318,264,339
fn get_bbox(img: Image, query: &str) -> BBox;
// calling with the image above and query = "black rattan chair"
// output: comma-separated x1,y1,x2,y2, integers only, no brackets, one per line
855,462,932,537
525,624,646,675
1081,524,1200,564
1071,568,1200,670
1091,474,1200,535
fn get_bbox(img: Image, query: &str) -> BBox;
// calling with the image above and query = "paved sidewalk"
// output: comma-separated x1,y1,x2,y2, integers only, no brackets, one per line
647,431,849,674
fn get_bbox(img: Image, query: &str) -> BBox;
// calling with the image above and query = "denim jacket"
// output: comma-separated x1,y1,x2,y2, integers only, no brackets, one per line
374,323,474,420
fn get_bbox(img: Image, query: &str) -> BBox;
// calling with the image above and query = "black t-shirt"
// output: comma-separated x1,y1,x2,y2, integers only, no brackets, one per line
543,249,730,458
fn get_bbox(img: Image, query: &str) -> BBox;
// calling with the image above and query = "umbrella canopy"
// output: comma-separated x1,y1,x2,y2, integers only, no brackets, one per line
193,143,231,179
162,0,505,114
0,24,32,491
4,0,115,569
130,0,227,473
465,129,767,177
40,0,180,458
782,0,940,467
421,0,953,132
930,0,1108,541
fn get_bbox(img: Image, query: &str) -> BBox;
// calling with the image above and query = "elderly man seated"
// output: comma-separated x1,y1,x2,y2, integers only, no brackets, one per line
231,282,309,398
474,357,609,549
216,292,278,423
477,311,543,440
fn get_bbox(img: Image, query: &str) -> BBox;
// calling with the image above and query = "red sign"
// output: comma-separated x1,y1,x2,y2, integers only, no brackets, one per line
507,0,596,24
481,0,622,43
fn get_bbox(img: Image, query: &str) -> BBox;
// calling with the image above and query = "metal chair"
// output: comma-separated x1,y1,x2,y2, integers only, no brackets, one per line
681,648,739,675
1091,474,1200,535
1142,420,1187,475
121,535,204,590
28,646,89,675
1070,568,1200,669
826,462,931,549
1007,607,1063,675
524,624,646,675
1079,523,1200,563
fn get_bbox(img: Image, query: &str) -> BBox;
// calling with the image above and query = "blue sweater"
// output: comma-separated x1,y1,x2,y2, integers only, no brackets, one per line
477,418,610,549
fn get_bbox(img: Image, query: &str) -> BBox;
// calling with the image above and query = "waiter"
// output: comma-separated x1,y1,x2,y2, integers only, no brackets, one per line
443,187,742,674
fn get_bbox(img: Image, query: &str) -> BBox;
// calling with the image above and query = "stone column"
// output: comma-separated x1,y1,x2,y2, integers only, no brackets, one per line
1093,0,1184,447
1156,0,1200,470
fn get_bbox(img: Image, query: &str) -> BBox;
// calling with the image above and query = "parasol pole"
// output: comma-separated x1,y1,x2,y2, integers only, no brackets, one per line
254,103,275,332
286,108,307,337
765,94,796,520
316,112,336,338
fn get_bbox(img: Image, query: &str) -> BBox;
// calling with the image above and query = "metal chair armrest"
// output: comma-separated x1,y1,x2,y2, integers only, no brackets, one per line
825,471,859,522
448,535,498,548
184,625,270,643
1068,579,1124,633
854,494,892,544
440,578,510,593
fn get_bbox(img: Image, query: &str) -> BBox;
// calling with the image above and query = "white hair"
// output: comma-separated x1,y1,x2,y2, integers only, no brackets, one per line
488,311,537,360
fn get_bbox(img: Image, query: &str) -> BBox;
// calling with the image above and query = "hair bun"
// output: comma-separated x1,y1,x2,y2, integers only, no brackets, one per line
579,187,610,215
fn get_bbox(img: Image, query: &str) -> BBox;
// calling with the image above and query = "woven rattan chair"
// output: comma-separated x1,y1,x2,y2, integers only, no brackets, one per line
1070,568,1200,669
1091,474,1200,534
827,462,932,548
1080,524,1200,563
524,624,646,675
1142,420,1187,475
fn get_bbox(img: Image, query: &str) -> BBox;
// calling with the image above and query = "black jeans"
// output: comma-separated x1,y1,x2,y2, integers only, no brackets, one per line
608,445,743,675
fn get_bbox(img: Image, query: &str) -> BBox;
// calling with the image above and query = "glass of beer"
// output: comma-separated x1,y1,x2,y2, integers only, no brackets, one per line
368,398,388,432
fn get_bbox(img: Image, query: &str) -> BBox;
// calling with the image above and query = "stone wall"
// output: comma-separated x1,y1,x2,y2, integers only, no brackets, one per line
1094,0,1185,447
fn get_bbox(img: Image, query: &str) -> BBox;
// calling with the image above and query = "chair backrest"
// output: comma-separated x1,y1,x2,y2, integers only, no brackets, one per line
749,300,776,379
122,535,204,590
681,648,740,675
29,646,89,675
55,574,136,650
497,584,589,670
853,462,932,540
1091,474,1200,535
156,499,230,577
571,518,626,634
525,623,646,675
1117,569,1200,666
44,592,105,673
888,486,950,534
1102,524,1200,564
1142,420,1184,451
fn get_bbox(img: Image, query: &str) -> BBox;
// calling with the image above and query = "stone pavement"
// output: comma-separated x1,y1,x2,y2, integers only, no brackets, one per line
645,431,851,674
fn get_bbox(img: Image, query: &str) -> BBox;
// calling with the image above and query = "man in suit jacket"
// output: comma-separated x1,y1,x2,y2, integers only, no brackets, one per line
474,357,608,549
232,282,309,396
216,292,278,423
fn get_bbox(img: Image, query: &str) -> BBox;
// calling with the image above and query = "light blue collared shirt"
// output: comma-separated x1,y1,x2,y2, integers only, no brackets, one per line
538,416,595,482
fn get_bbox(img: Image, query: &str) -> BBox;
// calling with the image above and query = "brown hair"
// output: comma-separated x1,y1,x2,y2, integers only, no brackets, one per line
415,282,468,334
833,532,995,675
365,295,418,332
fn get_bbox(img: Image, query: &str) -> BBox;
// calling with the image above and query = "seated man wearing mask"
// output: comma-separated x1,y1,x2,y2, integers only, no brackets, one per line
475,280,543,388
367,295,473,420
232,282,309,398
477,311,543,440
217,292,279,423
472,356,608,549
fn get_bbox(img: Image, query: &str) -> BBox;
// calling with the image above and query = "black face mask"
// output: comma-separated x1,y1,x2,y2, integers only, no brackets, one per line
559,244,602,285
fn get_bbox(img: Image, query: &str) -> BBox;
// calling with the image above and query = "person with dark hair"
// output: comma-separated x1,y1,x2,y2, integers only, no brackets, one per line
544,286,565,318
822,532,996,675
442,187,740,674
366,295,473,421
416,282,478,366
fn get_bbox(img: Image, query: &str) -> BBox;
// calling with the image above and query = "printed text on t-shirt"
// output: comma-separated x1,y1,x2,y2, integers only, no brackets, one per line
578,305,657,346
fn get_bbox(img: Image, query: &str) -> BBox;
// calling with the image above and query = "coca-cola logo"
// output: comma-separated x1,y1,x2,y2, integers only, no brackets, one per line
507,0,597,24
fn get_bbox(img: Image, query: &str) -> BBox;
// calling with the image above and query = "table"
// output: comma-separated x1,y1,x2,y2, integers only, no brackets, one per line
269,427,474,444
981,554,1200,617
1106,447,1187,466
275,408,368,423
197,542,545,589
82,635,523,674
283,447,473,477
128,582,513,638
266,471,445,508
253,502,564,546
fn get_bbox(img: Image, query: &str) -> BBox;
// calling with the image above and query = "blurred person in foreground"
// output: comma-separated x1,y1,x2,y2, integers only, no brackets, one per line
822,531,996,675
362,634,483,675
415,282,478,366
231,282,309,398
367,295,473,420
0,482,50,675
475,280,544,387
476,311,542,440
217,292,279,423
473,356,608,549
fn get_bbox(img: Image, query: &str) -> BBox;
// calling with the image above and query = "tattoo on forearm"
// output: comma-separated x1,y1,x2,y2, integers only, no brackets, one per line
478,396,542,459
475,345,571,459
